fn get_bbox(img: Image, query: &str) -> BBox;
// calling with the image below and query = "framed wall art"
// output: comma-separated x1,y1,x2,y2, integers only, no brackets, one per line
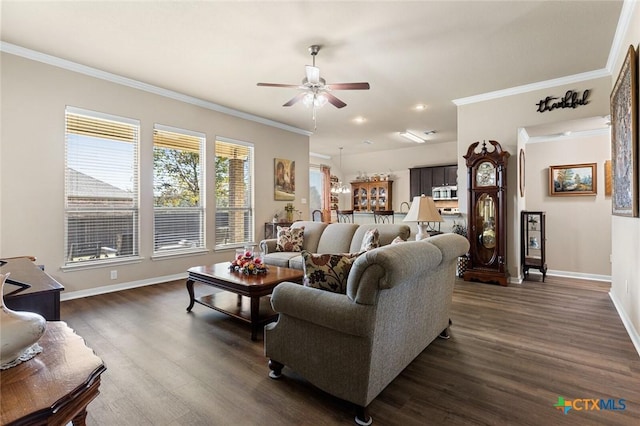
274,158,295,201
549,163,597,196
519,148,525,197
604,159,612,196
610,44,638,217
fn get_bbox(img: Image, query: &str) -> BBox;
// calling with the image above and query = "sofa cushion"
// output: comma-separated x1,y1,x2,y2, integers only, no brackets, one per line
288,254,304,270
316,223,359,253
289,221,328,252
349,224,411,253
360,228,380,251
301,251,357,294
262,251,300,268
276,226,304,252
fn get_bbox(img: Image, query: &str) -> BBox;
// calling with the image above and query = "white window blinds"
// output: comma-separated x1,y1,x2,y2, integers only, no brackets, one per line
215,138,254,248
65,107,139,264
153,125,205,254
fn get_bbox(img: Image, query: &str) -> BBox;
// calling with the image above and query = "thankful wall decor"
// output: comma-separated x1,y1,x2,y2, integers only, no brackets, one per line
536,89,591,113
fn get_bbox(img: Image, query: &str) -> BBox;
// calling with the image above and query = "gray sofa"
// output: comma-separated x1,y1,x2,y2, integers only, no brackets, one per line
259,221,411,270
264,233,470,425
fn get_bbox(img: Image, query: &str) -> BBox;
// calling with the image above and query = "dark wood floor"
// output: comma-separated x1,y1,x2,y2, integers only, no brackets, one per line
60,275,640,425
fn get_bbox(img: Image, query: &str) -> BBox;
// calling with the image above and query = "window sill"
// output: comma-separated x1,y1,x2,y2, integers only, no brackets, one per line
61,256,144,272
151,248,209,261
214,243,257,251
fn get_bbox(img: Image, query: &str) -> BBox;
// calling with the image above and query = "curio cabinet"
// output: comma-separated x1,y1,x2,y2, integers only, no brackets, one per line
521,211,547,282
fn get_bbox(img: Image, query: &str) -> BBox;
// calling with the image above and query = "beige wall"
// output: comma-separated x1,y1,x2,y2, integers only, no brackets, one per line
340,142,459,211
524,132,611,277
609,1,640,349
456,76,612,281
0,53,309,294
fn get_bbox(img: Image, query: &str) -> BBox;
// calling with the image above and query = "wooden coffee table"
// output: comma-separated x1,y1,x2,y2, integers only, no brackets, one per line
186,262,303,340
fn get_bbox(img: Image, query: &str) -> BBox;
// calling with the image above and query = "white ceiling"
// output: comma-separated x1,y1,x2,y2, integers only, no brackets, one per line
0,1,624,158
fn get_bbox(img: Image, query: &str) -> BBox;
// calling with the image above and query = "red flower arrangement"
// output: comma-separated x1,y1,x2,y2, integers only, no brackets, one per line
229,250,268,275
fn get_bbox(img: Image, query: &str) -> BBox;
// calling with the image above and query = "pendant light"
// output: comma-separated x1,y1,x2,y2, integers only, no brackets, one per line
331,147,351,194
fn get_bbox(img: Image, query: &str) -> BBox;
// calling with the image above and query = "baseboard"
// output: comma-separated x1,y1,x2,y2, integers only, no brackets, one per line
510,269,612,284
546,269,612,282
609,291,640,359
60,272,188,301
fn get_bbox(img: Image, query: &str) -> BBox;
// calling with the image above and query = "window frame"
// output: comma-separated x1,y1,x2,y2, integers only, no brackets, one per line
63,106,141,269
152,124,207,258
214,137,255,250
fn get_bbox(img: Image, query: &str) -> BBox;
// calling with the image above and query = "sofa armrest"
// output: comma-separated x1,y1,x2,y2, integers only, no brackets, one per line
425,233,470,262
271,282,374,337
260,238,277,254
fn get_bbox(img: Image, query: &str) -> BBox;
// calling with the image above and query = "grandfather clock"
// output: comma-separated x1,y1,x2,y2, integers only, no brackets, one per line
463,140,510,286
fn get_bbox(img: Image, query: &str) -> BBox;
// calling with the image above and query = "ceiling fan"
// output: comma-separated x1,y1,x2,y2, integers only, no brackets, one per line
257,45,370,111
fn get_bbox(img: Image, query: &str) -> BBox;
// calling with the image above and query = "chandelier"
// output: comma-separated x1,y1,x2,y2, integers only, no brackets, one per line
331,147,351,194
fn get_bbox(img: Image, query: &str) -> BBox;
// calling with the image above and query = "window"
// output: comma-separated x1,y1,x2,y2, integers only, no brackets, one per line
310,164,331,220
215,138,254,248
65,107,139,265
153,125,205,254
309,165,324,217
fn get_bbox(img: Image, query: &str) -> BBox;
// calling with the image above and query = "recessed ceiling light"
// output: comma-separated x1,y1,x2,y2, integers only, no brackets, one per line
353,116,366,124
414,104,427,111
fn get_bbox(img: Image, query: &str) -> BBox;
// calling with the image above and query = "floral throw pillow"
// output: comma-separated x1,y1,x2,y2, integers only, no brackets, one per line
360,228,380,252
276,226,304,252
301,251,356,294
391,236,406,244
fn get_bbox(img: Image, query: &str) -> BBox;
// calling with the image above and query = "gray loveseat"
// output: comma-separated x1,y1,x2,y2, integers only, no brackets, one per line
264,233,470,425
259,221,411,270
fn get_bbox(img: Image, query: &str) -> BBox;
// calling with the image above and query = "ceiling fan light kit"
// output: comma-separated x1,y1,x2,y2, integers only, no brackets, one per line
302,92,328,108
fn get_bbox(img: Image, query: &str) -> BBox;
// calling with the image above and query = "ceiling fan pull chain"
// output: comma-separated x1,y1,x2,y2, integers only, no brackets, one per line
312,105,318,131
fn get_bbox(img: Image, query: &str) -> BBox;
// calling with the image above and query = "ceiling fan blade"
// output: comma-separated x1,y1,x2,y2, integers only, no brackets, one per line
326,82,370,90
305,66,321,85
257,83,300,88
324,92,347,109
283,92,307,107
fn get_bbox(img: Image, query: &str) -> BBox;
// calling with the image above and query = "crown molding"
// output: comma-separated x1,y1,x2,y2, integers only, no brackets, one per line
0,42,313,137
606,0,638,72
309,151,331,159
452,69,610,106
453,0,636,107
525,127,610,144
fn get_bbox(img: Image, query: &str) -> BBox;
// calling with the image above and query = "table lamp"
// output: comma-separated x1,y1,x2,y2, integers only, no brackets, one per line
403,195,443,240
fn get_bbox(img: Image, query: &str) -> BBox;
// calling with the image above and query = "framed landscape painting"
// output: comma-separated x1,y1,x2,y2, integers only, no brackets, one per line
549,163,597,196
610,44,638,217
274,158,295,201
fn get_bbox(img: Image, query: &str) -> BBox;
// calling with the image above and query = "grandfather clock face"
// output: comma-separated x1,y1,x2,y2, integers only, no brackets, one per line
476,161,496,187
463,141,510,286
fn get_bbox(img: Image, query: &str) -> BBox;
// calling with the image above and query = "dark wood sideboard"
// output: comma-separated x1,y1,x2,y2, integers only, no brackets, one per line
1,257,64,320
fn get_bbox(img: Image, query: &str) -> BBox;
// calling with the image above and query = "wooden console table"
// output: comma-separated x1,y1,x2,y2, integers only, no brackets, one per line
1,257,64,320
0,322,106,426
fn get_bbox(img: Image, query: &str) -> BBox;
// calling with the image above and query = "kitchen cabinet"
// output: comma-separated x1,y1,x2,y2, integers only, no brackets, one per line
409,165,457,198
